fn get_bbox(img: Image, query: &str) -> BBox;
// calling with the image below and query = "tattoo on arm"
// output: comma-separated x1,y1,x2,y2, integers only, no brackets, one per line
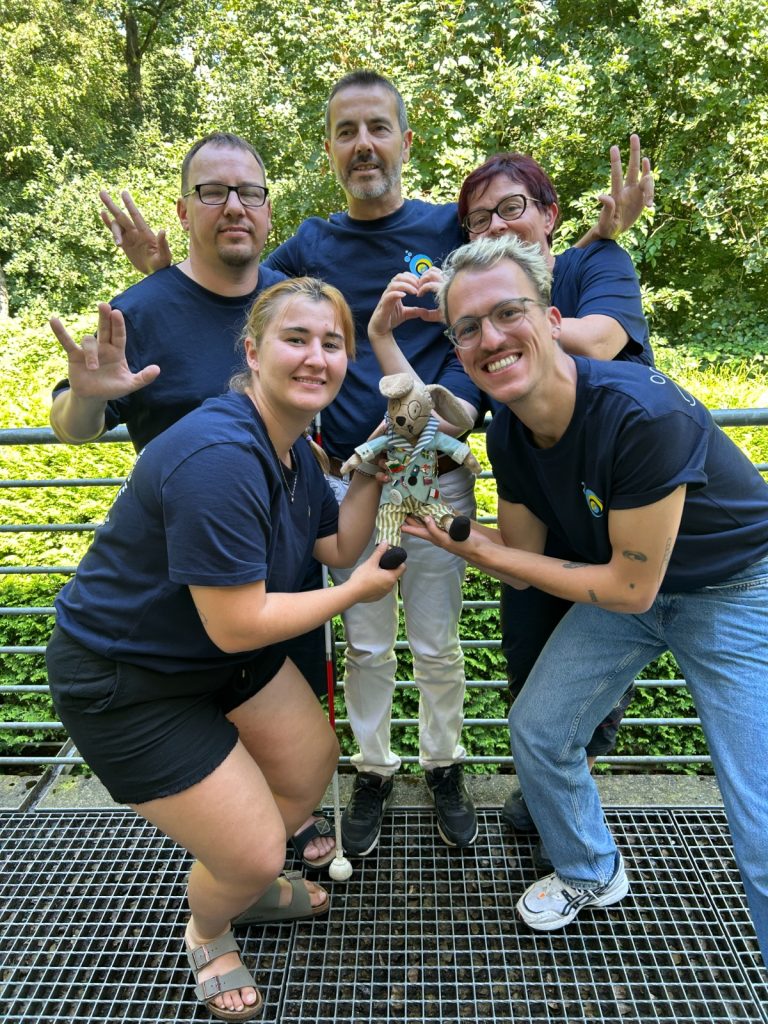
564,561,589,569
658,537,673,583
623,549,647,562
588,589,599,604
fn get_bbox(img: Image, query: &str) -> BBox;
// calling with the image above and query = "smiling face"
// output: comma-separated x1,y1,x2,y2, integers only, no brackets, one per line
246,296,349,420
177,143,271,271
445,259,561,408
464,173,557,255
324,84,412,216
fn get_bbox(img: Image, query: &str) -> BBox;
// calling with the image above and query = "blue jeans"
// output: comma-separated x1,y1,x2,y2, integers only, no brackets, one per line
509,555,768,967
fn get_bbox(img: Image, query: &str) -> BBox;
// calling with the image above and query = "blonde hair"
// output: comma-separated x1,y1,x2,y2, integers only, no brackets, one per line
230,277,356,473
439,235,552,324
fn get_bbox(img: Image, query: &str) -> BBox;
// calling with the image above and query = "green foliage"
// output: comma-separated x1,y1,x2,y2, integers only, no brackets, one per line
0,580,59,755
2,1,768,770
0,0,766,365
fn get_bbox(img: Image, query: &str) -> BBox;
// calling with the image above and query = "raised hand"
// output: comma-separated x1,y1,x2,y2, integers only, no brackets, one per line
99,190,173,276
50,303,161,400
368,267,444,342
595,134,654,240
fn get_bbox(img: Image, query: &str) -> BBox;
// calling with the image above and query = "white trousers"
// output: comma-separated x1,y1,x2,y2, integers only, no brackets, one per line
330,467,476,774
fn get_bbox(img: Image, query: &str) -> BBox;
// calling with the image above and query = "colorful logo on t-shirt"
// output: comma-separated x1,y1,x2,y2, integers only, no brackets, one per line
582,483,604,518
404,251,433,276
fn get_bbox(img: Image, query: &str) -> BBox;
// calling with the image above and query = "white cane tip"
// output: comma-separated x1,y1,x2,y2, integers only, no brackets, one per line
328,856,353,881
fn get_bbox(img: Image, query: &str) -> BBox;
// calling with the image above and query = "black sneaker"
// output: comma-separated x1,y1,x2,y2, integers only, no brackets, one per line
425,764,478,847
500,785,539,835
341,772,394,856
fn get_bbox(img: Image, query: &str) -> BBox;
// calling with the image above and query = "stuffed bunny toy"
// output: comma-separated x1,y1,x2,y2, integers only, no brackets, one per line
340,372,482,567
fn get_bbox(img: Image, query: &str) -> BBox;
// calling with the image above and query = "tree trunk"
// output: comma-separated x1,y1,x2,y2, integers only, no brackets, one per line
124,9,143,121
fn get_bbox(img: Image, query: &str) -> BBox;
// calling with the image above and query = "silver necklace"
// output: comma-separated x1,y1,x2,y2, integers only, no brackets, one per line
271,441,299,503
248,390,299,502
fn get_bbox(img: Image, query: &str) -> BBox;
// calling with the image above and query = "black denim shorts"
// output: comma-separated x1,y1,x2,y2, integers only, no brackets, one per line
45,626,286,804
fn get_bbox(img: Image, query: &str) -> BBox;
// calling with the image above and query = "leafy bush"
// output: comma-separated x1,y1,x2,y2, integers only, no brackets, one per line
3,0,768,773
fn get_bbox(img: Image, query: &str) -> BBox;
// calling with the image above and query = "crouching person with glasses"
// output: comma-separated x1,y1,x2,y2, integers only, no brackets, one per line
404,235,768,967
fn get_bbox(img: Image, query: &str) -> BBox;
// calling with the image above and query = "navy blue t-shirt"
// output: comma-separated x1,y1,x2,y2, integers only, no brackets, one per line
552,240,652,364
54,391,339,671
264,199,480,459
52,264,286,451
487,358,768,591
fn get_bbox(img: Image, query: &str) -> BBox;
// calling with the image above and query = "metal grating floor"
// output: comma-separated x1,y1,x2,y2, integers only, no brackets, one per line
1,807,766,1024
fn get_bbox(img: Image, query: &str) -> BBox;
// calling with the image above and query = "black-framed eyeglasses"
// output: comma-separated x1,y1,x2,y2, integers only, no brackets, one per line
462,193,545,234
445,297,548,349
182,182,269,208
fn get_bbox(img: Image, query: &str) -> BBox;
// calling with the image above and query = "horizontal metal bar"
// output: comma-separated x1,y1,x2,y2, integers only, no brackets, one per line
477,408,768,429
1,524,98,533
0,478,125,488
710,408,768,426
5,603,501,614
0,756,87,765
0,685,53,692
1,716,702,731
2,722,66,729
1,646,49,653
0,608,55,615
0,753,713,767
2,638,507,651
0,569,77,577
353,755,714,765
0,678,691,691
0,425,130,445
4,413,768,448
333,716,701,729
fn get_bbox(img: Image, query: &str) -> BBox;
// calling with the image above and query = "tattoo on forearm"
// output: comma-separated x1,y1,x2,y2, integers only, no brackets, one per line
588,589,599,604
658,537,673,583
564,561,589,569
623,550,647,562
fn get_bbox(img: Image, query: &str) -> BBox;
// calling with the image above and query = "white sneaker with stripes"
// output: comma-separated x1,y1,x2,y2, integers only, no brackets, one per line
517,854,629,931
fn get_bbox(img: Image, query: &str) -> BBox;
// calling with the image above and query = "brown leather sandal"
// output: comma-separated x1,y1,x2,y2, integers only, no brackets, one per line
186,929,263,1021
233,871,329,926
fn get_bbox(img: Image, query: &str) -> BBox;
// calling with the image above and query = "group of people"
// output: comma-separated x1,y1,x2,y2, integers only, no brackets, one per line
44,69,767,1020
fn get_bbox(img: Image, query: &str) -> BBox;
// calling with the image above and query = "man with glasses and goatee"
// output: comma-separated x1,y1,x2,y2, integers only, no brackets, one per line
49,132,283,452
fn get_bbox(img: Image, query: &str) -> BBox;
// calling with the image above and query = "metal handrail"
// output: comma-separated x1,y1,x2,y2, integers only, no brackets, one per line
3,411,767,772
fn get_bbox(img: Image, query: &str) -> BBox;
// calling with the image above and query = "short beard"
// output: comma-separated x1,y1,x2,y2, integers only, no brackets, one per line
217,244,257,268
341,160,402,202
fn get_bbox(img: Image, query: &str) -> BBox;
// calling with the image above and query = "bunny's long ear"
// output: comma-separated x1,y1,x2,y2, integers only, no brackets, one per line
426,385,475,432
379,372,416,399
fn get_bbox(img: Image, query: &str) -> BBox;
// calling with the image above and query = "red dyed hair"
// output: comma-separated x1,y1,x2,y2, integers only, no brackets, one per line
458,153,559,244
